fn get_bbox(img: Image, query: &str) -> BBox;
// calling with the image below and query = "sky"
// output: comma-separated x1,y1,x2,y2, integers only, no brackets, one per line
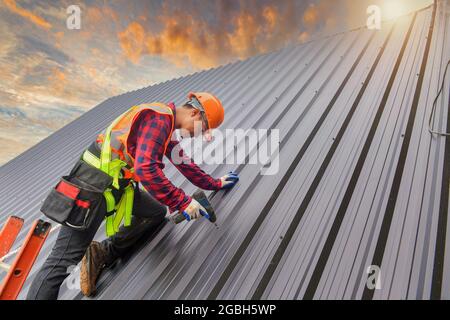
0,0,433,166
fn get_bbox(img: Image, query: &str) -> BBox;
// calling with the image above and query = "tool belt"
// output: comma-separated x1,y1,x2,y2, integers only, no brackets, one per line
40,155,113,231
40,142,136,235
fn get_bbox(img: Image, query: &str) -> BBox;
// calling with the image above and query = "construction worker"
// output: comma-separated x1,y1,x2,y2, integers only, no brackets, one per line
26,92,239,300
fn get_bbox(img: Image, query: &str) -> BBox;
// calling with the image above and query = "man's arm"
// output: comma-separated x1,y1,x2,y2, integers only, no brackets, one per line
165,140,222,191
133,111,191,213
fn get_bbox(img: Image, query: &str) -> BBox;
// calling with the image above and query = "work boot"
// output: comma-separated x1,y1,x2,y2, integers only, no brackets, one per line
80,241,107,297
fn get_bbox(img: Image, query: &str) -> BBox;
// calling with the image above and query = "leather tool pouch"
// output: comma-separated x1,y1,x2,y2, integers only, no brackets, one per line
40,160,113,230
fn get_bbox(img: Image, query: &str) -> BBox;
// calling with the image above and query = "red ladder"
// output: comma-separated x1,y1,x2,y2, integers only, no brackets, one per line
0,216,51,300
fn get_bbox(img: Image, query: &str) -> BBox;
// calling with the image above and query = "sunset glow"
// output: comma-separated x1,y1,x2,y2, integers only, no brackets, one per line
0,0,434,165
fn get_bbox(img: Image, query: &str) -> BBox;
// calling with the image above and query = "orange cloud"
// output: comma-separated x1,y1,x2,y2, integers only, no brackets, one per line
117,4,287,69
145,15,221,68
118,0,397,70
118,21,146,64
86,67,97,78
301,1,341,35
298,31,310,43
86,6,103,22
303,4,320,28
228,12,261,58
48,68,67,95
54,31,64,49
3,0,51,29
117,14,221,69
86,5,119,24
103,6,119,24
263,6,277,31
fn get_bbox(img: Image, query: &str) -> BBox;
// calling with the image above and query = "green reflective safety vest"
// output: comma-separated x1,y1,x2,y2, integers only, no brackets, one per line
81,103,175,236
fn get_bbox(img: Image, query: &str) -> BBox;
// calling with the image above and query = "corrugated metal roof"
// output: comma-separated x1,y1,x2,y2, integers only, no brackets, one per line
0,1,449,300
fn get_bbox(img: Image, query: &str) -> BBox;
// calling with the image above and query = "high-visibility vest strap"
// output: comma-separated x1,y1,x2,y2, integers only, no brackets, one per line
82,102,174,237
83,150,131,237
97,103,175,168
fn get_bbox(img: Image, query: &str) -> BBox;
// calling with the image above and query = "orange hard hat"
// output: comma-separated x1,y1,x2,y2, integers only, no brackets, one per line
188,92,224,129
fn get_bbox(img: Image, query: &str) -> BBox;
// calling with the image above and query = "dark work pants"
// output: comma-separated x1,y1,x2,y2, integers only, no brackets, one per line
26,186,167,300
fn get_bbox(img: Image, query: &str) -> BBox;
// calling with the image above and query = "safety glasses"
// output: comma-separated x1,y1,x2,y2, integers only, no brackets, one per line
187,96,209,132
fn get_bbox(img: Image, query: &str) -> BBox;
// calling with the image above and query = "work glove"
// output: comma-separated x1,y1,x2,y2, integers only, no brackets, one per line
220,172,240,190
182,198,208,222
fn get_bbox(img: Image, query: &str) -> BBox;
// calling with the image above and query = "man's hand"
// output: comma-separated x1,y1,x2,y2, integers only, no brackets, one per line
219,172,239,190
182,198,208,221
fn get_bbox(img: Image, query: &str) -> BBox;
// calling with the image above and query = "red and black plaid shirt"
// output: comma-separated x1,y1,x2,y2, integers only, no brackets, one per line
127,103,222,213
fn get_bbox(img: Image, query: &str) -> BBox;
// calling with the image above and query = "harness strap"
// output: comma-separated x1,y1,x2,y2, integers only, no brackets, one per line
82,150,100,168
100,108,135,174
82,149,134,237
81,103,173,237
112,184,134,233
